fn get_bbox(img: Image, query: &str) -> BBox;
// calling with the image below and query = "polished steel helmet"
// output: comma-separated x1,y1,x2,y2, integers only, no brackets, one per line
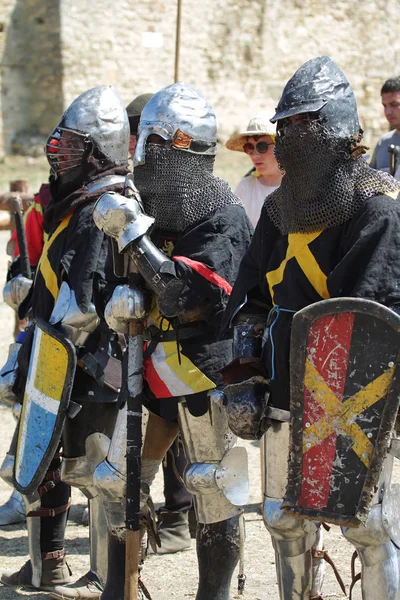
271,55,361,139
134,82,217,167
46,86,129,177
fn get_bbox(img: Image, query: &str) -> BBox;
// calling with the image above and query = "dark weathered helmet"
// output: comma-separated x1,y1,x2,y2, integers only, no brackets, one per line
271,55,361,138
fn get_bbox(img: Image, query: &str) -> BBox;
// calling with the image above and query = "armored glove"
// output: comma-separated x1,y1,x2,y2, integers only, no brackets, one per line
210,377,271,441
3,274,32,311
104,284,148,334
0,342,22,407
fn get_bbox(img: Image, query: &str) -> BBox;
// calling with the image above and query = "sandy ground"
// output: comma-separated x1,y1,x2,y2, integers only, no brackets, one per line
0,229,397,600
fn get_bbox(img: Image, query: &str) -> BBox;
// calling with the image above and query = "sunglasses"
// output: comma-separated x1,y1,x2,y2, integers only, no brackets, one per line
243,141,274,155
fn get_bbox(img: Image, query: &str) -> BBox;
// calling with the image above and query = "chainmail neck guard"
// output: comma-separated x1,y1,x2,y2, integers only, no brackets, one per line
266,122,400,234
134,145,242,231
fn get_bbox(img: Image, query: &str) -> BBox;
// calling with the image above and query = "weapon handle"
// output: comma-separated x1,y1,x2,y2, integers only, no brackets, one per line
125,318,144,600
10,196,31,279
125,529,140,600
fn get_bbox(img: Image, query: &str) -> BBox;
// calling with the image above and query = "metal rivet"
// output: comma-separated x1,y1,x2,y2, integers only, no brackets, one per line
241,331,246,336
306,442,311,448
388,361,394,368
305,422,311,428
367,432,373,438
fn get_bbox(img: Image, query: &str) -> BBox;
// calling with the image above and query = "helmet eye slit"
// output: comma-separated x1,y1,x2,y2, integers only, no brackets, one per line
45,126,91,176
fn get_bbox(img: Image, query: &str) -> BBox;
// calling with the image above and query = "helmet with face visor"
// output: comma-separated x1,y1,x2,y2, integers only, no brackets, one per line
133,82,217,167
46,85,130,178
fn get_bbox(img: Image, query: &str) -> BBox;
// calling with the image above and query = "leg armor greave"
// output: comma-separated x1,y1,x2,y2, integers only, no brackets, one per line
342,456,400,600
262,422,318,600
177,400,249,524
89,406,128,600
177,400,247,600
61,454,109,587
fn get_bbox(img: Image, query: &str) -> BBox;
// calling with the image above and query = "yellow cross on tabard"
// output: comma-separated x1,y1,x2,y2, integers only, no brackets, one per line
266,231,329,303
303,359,395,468
36,215,72,300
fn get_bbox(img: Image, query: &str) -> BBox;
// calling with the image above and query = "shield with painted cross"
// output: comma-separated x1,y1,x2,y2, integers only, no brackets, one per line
283,298,400,527
14,318,76,495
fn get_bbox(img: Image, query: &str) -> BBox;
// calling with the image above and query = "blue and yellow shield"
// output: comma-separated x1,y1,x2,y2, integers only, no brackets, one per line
14,319,76,495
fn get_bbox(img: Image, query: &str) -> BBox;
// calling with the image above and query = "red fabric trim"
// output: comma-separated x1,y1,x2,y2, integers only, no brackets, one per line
143,342,173,398
173,255,232,295
12,194,45,264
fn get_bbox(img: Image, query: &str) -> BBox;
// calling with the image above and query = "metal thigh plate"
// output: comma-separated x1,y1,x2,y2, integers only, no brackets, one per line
14,319,76,494
283,298,400,527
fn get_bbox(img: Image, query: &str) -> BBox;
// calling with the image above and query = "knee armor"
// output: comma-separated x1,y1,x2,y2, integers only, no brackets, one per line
177,400,249,524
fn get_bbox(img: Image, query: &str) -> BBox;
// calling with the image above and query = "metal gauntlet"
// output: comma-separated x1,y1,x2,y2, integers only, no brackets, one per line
3,274,33,311
0,342,21,407
104,285,147,334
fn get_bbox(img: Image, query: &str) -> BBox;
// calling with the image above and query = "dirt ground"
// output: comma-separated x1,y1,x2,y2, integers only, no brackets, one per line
0,227,397,600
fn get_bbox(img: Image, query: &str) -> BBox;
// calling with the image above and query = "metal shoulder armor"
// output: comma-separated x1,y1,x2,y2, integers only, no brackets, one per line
93,191,183,315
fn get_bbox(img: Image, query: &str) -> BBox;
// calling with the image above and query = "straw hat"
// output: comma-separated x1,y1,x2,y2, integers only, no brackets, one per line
225,114,276,152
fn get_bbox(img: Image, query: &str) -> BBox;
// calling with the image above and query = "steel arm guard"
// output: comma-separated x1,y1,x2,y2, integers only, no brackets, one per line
93,191,187,317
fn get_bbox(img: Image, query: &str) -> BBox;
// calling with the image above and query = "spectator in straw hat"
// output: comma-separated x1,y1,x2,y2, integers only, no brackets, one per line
226,114,281,226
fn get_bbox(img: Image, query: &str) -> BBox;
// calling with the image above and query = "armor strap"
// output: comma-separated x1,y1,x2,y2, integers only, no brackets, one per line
139,576,153,600
349,550,361,600
38,469,61,496
42,548,65,560
312,547,346,595
143,322,212,361
27,498,71,518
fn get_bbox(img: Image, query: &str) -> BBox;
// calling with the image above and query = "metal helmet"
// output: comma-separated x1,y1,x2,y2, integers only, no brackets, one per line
271,55,361,138
46,85,129,177
133,82,217,167
126,93,154,135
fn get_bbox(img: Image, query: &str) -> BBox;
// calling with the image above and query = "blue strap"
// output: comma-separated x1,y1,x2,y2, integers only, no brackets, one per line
16,330,28,343
265,306,296,380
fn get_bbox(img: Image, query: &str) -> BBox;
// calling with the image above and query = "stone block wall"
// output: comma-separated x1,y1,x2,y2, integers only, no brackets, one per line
0,0,399,155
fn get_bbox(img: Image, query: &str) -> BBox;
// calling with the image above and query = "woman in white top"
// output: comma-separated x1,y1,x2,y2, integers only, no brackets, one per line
226,115,282,226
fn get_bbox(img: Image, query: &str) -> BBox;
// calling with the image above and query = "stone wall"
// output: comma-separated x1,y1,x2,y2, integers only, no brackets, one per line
0,0,63,155
0,0,399,155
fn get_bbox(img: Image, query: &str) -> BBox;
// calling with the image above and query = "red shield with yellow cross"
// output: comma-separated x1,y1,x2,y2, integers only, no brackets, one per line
283,298,400,527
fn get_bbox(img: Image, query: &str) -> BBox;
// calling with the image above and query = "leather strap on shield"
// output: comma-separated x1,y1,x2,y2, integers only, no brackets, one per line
14,318,76,495
283,298,400,527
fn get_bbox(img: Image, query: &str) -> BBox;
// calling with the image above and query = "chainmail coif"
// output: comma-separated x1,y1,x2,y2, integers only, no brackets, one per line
134,144,242,231
266,121,400,234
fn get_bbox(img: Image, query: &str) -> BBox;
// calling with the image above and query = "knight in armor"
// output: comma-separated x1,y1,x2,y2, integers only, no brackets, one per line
92,82,253,599
221,56,400,600
0,183,51,527
0,85,133,600
127,90,195,555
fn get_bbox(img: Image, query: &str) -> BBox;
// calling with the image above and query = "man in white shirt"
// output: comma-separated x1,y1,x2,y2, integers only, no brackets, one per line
370,76,400,178
226,115,282,226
